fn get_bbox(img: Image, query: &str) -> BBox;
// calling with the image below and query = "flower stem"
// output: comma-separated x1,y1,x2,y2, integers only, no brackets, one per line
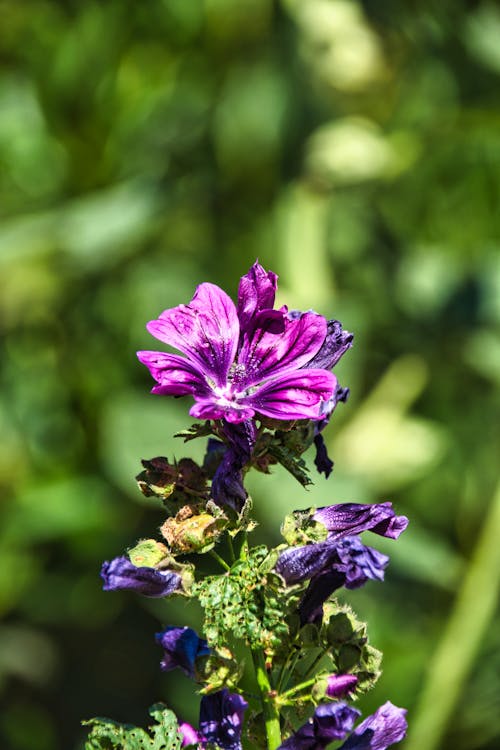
280,677,316,700
251,649,281,750
208,550,230,571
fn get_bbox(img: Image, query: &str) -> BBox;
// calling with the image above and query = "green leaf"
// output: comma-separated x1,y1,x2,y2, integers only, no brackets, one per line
194,545,292,654
83,704,182,750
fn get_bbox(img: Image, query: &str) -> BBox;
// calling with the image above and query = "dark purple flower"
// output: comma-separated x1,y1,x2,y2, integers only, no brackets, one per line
275,536,389,624
155,626,210,678
199,689,248,750
338,702,408,750
211,421,256,511
326,674,358,698
313,503,409,541
278,702,360,750
179,722,202,747
137,262,338,424
100,556,182,597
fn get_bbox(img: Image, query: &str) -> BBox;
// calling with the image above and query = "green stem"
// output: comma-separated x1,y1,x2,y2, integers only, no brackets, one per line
208,550,230,571
280,677,316,699
227,534,236,563
251,649,281,750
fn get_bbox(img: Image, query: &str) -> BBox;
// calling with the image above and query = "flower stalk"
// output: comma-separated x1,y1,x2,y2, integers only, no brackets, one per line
251,648,282,750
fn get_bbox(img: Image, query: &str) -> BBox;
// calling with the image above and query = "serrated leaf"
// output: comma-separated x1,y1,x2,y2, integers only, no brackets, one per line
194,545,291,654
83,704,182,750
267,443,312,487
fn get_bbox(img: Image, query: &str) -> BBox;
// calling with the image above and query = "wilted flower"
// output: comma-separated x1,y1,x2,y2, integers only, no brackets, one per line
100,556,182,598
313,502,409,541
279,701,407,750
199,689,248,750
155,626,210,678
278,702,361,750
338,702,408,750
276,536,389,624
137,262,351,425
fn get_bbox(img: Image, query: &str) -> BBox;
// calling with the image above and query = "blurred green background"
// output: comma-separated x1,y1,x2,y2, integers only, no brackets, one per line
1,0,499,748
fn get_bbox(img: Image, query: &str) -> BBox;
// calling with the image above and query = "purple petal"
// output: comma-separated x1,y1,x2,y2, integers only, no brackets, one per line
326,674,358,698
275,541,339,585
155,626,210,678
100,556,181,598
237,261,278,331
336,537,389,588
313,503,409,541
316,385,350,432
307,319,354,370
245,370,337,421
278,703,360,750
338,702,408,750
179,723,202,747
314,703,361,742
146,283,239,387
239,311,328,385
137,351,209,397
199,689,248,750
189,397,256,424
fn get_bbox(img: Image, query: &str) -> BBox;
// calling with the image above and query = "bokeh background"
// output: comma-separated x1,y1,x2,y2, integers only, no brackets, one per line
1,0,499,748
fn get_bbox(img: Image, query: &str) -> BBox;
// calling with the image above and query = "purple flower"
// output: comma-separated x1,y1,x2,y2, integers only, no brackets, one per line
155,626,210,678
326,674,358,698
137,262,339,424
280,702,407,750
338,702,408,750
278,702,361,750
199,689,248,750
313,503,409,541
275,537,389,624
100,556,182,597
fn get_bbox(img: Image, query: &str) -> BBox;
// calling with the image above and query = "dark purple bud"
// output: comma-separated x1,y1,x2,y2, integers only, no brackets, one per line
199,689,248,750
313,503,409,541
179,722,202,747
307,320,353,370
155,626,210,678
338,702,408,750
279,702,361,750
326,674,358,698
313,434,334,478
100,556,182,598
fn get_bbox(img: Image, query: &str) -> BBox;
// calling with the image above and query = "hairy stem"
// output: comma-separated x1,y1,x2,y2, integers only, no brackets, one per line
251,649,281,750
